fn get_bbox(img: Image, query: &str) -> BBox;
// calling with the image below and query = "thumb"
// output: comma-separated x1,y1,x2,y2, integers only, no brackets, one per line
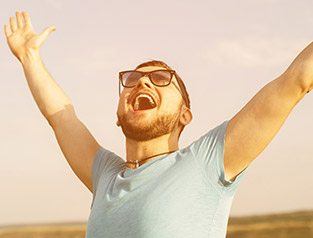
37,25,56,47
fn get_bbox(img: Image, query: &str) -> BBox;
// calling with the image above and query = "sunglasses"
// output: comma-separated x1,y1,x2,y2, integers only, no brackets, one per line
119,69,189,107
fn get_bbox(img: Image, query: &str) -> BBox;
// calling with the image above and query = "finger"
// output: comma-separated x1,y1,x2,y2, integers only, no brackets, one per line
38,25,56,46
22,11,33,29
9,16,17,32
16,11,24,28
4,24,12,38
42,25,56,36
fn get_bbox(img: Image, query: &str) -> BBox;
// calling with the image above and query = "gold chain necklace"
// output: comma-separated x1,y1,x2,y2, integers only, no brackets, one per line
125,149,177,169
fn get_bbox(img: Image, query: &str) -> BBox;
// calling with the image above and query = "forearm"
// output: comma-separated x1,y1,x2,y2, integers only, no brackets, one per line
21,50,75,124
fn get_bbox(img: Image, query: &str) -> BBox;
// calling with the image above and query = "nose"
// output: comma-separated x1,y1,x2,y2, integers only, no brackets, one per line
134,75,153,90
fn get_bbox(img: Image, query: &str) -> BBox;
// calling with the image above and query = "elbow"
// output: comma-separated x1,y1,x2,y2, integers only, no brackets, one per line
305,81,313,94
46,104,77,128
298,74,312,94
281,70,312,98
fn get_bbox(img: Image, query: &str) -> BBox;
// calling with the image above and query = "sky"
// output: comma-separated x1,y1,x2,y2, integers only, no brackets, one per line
1,0,313,226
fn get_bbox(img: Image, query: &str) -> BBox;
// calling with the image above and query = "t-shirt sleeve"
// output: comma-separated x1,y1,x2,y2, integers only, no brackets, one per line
90,145,124,209
188,119,249,193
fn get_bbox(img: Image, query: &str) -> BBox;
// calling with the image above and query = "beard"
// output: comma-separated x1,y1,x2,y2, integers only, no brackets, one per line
117,107,181,141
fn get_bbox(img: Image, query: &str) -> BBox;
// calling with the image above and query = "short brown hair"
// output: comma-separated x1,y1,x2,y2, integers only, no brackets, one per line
135,59,191,138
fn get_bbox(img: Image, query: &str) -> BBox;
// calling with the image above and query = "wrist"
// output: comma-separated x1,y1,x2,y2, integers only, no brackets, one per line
20,49,42,66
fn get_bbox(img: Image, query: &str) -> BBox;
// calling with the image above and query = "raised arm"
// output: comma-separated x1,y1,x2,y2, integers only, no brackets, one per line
224,41,313,182
4,11,100,192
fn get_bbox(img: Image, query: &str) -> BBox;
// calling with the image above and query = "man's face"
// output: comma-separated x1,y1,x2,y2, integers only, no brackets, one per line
116,65,190,141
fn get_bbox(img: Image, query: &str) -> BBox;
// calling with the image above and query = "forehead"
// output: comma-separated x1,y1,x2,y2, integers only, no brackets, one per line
135,65,166,72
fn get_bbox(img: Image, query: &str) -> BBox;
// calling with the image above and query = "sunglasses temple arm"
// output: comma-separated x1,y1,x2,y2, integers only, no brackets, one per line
173,80,187,106
119,80,121,96
173,81,182,95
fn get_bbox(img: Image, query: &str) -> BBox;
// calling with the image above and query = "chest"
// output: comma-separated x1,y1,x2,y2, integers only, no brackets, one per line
88,161,223,235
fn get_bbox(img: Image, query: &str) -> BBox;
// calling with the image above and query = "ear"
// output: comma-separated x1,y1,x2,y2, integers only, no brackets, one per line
116,119,121,127
179,105,192,126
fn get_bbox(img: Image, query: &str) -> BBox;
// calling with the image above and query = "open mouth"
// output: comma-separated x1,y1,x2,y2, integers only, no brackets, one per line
132,94,157,111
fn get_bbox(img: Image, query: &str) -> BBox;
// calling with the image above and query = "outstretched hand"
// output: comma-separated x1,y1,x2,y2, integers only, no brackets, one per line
4,11,56,62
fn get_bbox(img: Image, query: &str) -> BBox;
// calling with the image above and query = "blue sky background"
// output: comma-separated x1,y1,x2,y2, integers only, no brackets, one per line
1,0,312,225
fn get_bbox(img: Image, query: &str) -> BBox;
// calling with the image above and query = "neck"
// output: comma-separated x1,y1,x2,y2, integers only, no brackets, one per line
125,133,179,169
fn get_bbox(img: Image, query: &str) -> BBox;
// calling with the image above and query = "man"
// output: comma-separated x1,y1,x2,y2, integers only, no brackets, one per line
4,11,312,238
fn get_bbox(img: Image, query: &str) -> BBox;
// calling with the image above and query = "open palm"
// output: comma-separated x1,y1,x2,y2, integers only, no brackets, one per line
4,11,56,62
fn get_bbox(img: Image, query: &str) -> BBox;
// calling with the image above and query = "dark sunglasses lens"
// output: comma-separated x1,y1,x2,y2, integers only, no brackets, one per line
122,71,142,87
151,71,171,86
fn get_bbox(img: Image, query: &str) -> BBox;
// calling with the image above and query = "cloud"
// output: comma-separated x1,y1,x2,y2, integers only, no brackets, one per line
202,36,310,68
62,46,121,74
42,0,63,11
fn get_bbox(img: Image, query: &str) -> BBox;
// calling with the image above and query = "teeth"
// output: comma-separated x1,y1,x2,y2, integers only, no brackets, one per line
135,94,155,104
134,99,139,110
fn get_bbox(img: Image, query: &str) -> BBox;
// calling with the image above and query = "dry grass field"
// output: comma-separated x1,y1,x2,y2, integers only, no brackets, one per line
0,210,312,238
0,223,86,238
227,210,313,238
